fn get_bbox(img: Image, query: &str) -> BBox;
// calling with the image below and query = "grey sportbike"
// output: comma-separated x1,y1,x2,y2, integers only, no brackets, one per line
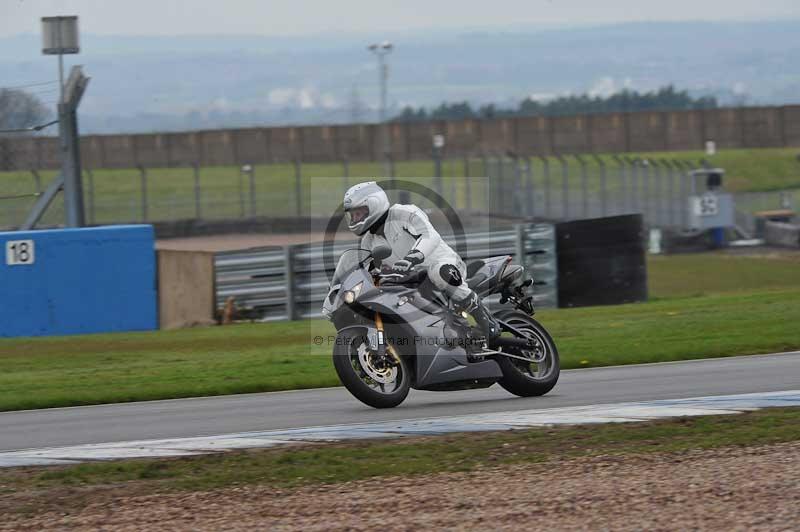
323,245,560,408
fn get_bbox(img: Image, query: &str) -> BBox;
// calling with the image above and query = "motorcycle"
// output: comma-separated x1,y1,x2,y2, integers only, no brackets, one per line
322,245,559,408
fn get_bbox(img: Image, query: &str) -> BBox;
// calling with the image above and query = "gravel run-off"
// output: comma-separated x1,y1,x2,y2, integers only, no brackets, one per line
3,441,798,531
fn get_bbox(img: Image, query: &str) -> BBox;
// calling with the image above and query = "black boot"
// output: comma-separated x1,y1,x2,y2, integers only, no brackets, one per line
458,292,500,340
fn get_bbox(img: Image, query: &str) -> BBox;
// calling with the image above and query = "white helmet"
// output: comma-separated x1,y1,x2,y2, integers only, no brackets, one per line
343,181,389,236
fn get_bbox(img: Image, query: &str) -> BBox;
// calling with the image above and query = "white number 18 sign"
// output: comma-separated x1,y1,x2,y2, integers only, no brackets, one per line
5,240,35,266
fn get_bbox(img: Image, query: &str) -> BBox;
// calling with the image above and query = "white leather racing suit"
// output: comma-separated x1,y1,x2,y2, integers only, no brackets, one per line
360,204,472,301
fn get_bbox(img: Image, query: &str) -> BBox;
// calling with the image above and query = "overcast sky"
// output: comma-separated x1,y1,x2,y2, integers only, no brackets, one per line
2,0,799,37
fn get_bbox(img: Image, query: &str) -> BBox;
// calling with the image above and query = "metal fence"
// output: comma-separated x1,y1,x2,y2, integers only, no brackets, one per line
734,189,799,236
481,155,705,229
0,165,67,229
2,152,797,234
215,224,558,322
0,155,694,227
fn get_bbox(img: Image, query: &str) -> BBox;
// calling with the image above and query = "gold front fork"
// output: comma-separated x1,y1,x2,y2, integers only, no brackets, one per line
374,311,401,363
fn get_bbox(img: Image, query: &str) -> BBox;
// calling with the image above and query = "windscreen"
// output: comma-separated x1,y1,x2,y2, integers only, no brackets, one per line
330,248,370,287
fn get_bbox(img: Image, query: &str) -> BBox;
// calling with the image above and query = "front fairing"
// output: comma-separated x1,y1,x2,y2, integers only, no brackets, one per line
322,263,376,319
322,250,367,319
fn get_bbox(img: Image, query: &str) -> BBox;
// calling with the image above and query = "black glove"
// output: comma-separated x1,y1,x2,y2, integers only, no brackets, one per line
392,250,424,273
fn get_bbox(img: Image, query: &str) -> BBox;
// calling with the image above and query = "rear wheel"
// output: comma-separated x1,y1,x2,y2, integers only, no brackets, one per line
494,311,560,397
332,329,410,408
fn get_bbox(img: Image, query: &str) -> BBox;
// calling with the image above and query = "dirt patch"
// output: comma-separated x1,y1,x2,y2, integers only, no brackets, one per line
156,232,356,252
3,441,798,531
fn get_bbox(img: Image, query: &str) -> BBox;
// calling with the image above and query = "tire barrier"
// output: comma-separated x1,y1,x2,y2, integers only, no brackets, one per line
555,214,648,308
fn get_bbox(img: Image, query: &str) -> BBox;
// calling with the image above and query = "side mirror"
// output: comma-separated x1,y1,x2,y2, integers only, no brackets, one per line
372,245,392,262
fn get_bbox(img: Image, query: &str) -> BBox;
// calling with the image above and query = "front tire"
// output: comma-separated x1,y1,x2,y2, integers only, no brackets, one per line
332,329,410,408
494,311,560,397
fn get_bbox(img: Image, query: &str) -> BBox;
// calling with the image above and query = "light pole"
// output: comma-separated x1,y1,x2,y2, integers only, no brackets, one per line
368,41,393,177
42,16,79,104
432,134,445,206
41,16,87,228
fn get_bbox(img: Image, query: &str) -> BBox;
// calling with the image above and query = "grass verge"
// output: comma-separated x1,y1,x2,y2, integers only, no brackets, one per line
640,147,800,193
2,407,799,516
1,286,799,412
647,250,800,299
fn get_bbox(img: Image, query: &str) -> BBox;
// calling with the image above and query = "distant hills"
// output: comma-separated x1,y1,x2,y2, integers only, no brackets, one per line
0,20,797,134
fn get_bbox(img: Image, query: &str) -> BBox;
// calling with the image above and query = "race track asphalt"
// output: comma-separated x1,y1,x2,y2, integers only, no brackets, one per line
2,352,798,452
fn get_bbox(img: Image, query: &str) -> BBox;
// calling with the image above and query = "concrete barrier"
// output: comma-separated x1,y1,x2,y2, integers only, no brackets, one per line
0,225,157,337
151,216,333,239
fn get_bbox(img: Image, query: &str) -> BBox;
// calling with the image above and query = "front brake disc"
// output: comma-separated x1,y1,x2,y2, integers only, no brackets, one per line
357,343,397,384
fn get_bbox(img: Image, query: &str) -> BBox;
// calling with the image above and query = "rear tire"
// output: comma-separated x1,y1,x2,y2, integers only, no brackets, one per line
332,329,410,409
494,311,560,397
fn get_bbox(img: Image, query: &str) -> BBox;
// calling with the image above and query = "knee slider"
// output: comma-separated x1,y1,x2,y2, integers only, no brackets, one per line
438,264,463,287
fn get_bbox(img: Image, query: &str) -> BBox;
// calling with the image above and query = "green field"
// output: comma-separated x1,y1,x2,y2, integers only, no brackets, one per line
641,148,800,192
1,252,799,412
1,161,471,227
648,251,800,299
2,147,799,227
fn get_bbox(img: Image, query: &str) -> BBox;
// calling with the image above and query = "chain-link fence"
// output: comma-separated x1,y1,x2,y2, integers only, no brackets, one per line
734,189,799,236
475,154,702,229
0,135,64,230
2,152,797,234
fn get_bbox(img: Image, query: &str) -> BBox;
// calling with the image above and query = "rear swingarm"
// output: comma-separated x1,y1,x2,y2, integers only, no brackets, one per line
480,349,535,363
488,335,536,353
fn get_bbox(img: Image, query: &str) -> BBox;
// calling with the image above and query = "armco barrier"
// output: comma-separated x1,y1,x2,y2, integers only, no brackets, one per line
215,224,558,321
0,225,157,337
764,220,800,248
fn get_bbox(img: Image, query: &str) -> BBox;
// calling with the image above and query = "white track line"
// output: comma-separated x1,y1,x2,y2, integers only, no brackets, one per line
1,389,798,468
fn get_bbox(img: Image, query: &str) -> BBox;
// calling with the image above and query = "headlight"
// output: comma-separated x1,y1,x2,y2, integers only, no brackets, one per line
343,282,363,304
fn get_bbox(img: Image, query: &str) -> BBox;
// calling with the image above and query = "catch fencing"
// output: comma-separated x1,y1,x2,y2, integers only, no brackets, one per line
733,189,798,236
215,224,558,322
0,155,700,229
0,166,65,230
482,155,705,229
479,155,799,236
1,152,794,235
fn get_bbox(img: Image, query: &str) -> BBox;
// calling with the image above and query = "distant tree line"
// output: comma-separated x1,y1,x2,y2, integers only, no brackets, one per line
0,89,50,133
0,88,51,170
394,86,718,122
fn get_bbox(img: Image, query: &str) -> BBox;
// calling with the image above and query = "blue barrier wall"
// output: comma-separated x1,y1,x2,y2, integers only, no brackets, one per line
0,225,157,337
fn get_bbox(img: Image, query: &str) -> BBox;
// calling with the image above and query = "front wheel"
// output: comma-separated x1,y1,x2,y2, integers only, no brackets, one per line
494,311,560,397
332,329,410,408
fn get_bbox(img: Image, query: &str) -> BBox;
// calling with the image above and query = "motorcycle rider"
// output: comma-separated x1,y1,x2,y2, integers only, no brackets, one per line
342,181,499,339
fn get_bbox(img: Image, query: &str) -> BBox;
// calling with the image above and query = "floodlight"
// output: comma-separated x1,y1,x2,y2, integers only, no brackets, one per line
42,16,81,103
42,16,79,54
